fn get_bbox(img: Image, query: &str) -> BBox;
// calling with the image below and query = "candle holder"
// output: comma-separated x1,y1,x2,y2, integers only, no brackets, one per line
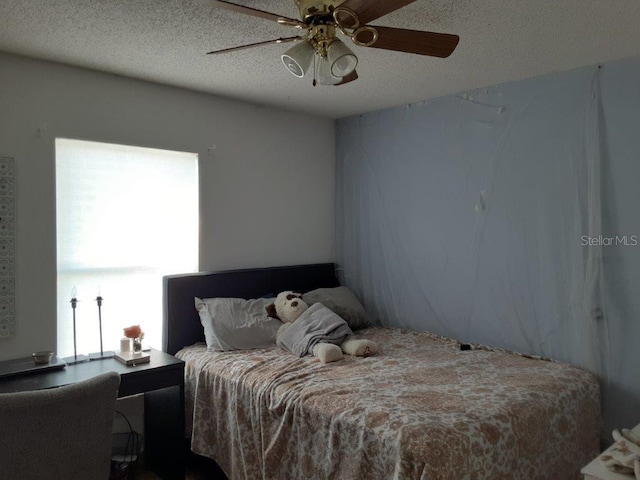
89,294,114,360
63,292,89,365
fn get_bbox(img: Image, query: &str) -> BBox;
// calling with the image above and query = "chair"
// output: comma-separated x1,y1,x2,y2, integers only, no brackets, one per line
0,371,120,480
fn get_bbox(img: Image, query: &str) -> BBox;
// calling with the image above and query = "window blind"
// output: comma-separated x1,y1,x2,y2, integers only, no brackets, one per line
56,138,198,356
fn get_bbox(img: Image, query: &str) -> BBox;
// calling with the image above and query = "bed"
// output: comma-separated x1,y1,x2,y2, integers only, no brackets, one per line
163,263,601,480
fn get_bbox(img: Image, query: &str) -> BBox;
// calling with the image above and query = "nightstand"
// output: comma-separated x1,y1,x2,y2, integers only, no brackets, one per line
581,424,640,480
0,348,185,480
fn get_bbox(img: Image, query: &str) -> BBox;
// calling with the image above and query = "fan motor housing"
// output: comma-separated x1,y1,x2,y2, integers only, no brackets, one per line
295,0,344,21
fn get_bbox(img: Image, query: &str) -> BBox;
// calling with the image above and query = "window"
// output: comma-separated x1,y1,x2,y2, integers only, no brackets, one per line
56,139,198,356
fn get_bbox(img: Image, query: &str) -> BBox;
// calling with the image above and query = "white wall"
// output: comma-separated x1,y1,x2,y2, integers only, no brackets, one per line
0,52,335,360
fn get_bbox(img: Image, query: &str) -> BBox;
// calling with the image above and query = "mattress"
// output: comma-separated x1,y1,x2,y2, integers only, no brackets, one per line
177,327,601,480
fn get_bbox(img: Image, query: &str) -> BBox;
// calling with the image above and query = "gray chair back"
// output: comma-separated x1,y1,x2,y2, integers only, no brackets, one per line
0,371,120,480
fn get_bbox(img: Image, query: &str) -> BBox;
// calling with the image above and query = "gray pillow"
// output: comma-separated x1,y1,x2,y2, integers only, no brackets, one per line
302,286,368,330
195,297,281,351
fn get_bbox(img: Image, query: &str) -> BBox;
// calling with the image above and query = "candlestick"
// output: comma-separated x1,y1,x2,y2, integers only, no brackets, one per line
89,292,114,360
97,295,103,354
63,287,89,365
71,294,77,358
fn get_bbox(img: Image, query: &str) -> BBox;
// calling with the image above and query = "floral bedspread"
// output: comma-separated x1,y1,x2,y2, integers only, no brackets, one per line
177,327,600,480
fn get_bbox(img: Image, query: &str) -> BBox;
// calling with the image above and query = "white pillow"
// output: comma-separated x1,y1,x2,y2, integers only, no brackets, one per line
195,297,281,351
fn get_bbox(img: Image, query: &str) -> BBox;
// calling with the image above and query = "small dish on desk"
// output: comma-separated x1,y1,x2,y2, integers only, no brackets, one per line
32,351,54,365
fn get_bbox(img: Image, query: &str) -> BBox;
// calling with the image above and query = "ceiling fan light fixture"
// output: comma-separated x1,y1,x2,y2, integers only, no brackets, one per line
281,40,315,78
208,0,461,88
327,39,358,77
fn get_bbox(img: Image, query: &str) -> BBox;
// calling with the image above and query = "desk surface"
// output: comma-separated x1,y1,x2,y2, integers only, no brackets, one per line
0,349,183,397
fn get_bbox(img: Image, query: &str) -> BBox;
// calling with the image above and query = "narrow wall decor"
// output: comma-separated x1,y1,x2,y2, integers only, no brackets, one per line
0,156,15,338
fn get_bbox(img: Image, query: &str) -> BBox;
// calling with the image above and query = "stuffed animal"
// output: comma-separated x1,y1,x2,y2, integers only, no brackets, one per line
601,428,640,479
267,291,378,363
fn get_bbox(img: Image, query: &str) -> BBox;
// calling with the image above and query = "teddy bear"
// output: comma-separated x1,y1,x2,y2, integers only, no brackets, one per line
600,428,640,479
266,291,378,363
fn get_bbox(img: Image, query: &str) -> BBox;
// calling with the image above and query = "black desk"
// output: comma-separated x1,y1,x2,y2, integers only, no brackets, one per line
0,349,185,480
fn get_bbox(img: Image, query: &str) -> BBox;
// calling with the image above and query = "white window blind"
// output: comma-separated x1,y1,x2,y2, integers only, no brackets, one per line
56,138,198,356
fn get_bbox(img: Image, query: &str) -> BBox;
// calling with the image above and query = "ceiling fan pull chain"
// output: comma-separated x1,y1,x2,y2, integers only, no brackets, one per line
313,54,317,87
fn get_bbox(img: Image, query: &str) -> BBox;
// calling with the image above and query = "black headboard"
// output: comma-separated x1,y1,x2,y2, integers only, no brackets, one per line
162,263,339,355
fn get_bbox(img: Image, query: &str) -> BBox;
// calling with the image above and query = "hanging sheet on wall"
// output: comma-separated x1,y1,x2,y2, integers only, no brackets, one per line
336,67,610,379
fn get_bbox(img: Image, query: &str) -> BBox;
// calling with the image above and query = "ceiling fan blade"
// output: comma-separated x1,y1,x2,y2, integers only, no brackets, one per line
338,0,417,24
210,0,304,27
362,26,459,58
335,70,358,86
207,36,302,55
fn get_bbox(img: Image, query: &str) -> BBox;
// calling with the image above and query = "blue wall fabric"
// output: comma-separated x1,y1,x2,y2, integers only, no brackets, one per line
336,56,640,437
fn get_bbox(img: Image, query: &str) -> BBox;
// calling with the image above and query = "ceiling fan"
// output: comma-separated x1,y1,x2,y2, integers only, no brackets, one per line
206,0,460,86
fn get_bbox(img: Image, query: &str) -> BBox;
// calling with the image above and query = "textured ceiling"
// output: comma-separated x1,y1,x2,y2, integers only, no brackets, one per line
1,0,640,118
